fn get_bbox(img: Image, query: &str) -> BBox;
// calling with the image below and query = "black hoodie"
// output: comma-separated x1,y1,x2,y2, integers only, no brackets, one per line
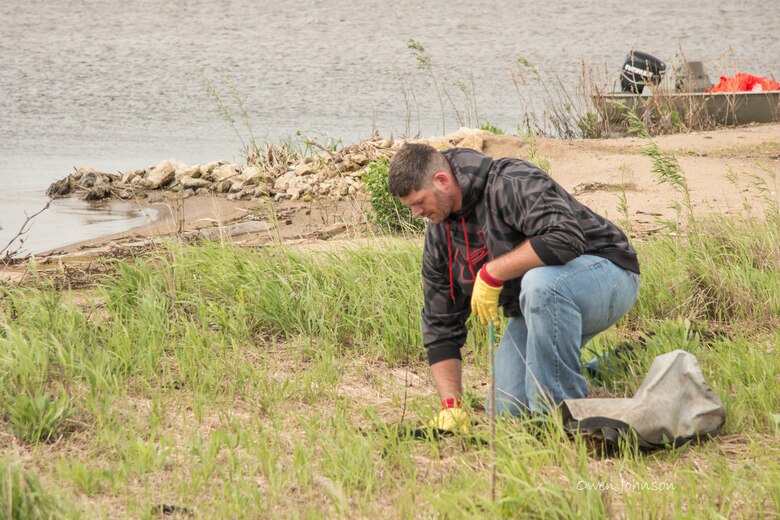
421,148,640,365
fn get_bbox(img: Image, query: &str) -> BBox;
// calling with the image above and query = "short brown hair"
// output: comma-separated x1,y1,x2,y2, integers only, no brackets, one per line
388,143,450,197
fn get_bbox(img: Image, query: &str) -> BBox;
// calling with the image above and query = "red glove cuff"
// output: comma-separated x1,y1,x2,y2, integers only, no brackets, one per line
441,398,461,410
479,266,504,288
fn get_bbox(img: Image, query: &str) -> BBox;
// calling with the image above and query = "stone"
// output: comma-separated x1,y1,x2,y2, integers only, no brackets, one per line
216,180,232,193
46,177,75,197
458,134,484,152
178,166,201,181
294,163,316,176
253,185,269,198
425,137,452,150
118,188,136,199
82,184,112,201
273,171,297,192
212,164,240,182
350,153,369,165
238,166,261,185
146,160,177,189
122,171,138,184
205,160,226,173
180,176,212,189
182,189,196,198
146,192,167,204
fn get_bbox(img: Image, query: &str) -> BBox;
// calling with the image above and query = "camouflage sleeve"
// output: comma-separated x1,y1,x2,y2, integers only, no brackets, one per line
421,229,471,365
495,166,586,265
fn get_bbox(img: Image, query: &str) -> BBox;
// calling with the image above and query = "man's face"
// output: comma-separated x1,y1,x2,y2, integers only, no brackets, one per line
399,183,452,224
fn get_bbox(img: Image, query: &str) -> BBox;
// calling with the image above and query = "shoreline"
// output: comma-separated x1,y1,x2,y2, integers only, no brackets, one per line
12,123,780,264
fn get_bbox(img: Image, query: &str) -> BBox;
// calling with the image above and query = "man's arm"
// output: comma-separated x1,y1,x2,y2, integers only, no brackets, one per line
483,240,545,283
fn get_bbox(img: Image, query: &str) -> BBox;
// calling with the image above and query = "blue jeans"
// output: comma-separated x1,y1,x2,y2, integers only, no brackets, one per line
490,255,640,416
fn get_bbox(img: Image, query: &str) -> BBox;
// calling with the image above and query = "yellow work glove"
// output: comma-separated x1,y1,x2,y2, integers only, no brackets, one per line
471,266,504,326
429,398,469,433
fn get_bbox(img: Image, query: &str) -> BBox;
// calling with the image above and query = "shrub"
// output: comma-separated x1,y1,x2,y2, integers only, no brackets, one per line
362,157,425,233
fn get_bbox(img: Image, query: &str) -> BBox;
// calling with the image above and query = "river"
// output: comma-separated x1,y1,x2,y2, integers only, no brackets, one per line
2,0,777,254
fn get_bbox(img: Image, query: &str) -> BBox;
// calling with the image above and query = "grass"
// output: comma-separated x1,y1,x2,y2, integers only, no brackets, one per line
0,211,777,517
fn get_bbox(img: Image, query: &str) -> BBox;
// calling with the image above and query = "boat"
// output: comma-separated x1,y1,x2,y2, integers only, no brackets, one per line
593,52,780,127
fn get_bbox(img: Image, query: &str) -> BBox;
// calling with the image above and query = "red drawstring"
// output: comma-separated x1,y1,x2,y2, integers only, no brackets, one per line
461,218,475,281
445,221,455,302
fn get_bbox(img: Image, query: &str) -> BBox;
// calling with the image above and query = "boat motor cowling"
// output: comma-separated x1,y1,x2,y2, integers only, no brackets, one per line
620,51,666,94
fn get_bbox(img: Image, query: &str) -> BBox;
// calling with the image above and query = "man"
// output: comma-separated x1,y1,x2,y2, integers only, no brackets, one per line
388,143,640,431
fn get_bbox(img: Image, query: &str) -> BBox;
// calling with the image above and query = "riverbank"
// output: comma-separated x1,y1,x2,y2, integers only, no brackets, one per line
21,122,778,265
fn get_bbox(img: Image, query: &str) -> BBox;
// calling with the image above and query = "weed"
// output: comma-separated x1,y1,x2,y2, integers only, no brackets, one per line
0,460,63,519
519,130,552,174
361,157,425,233
407,39,446,135
479,121,504,135
6,392,72,443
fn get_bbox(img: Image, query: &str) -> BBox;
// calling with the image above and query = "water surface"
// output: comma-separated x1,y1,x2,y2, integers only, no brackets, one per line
2,0,777,253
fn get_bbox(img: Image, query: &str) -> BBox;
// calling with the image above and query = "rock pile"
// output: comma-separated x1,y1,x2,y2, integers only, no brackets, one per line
46,129,497,203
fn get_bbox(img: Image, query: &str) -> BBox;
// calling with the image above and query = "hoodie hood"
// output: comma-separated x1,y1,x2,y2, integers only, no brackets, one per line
442,149,492,220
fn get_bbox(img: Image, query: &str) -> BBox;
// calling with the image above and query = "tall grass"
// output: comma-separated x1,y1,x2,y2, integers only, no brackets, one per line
0,218,777,516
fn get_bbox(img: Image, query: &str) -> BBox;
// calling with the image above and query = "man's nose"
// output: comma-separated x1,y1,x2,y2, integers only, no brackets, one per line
412,206,423,217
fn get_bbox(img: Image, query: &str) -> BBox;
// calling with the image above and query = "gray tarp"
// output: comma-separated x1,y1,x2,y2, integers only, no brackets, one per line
563,350,726,450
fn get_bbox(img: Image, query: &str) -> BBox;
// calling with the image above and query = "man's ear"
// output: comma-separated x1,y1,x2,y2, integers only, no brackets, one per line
432,171,450,188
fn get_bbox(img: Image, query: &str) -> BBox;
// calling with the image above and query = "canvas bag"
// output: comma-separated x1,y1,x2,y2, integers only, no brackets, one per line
562,350,726,451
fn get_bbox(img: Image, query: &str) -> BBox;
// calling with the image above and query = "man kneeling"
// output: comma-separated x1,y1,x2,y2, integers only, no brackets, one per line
388,143,640,429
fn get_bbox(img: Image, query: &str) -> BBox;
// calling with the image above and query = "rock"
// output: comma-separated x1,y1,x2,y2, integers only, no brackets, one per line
205,160,226,173
229,180,246,193
122,171,138,184
118,188,136,199
253,185,269,198
294,163,316,176
79,170,108,188
72,167,99,181
350,153,369,166
146,160,177,189
195,187,211,196
46,177,75,197
273,171,297,192
425,137,453,150
180,176,212,189
238,166,261,185
215,180,232,193
458,134,484,152
178,166,201,181
82,184,112,201
379,138,394,148
182,189,196,198
212,164,241,183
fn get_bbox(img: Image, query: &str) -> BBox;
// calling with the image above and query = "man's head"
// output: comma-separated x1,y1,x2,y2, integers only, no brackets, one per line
388,143,461,224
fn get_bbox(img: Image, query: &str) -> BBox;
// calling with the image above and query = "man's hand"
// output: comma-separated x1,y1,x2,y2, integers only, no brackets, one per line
429,398,469,433
471,265,503,325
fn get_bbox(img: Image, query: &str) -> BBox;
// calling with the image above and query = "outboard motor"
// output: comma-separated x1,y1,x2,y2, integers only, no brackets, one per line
620,51,666,94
